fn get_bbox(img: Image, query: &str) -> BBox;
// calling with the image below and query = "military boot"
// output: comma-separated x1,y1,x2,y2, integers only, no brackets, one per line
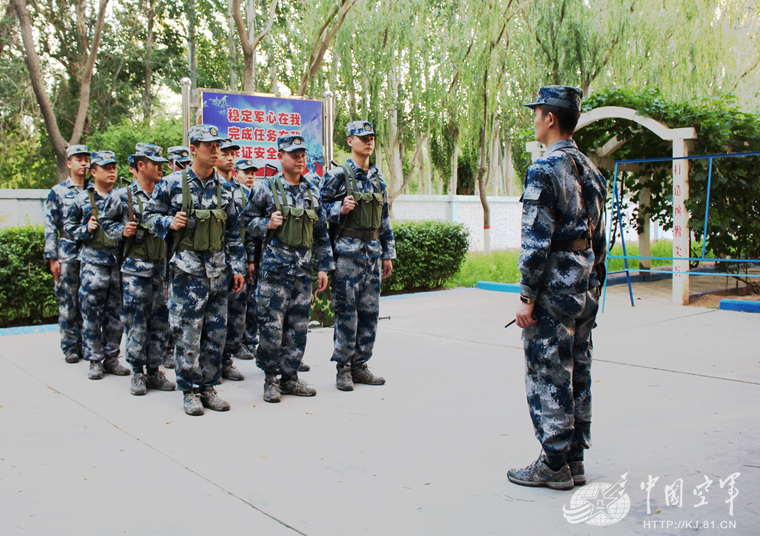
146,369,176,391
88,360,104,380
200,388,231,411
568,460,586,485
163,352,175,369
263,374,281,403
103,357,130,376
352,363,385,385
507,454,574,490
336,365,354,391
298,362,311,372
64,351,80,364
280,376,317,397
183,391,204,416
222,363,244,381
130,373,148,396
236,345,255,360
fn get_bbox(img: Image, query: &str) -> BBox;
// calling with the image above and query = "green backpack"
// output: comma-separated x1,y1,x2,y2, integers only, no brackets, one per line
341,164,383,230
124,188,165,261
86,190,118,249
269,176,318,249
174,170,227,253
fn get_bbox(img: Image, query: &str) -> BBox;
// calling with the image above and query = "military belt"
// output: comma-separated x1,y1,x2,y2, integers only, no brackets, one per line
551,238,591,252
340,228,379,241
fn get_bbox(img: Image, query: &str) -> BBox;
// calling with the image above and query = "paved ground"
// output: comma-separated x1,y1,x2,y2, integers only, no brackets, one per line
1,281,758,536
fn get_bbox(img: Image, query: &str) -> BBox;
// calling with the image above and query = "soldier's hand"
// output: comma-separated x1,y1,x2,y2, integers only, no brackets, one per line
170,211,188,230
247,262,256,283
123,221,138,237
232,273,245,293
515,301,537,328
382,259,393,279
316,271,329,293
340,195,356,215
87,216,99,233
267,211,283,229
49,259,61,283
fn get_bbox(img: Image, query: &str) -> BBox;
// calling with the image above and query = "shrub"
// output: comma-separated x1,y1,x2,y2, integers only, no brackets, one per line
0,224,57,326
383,221,470,292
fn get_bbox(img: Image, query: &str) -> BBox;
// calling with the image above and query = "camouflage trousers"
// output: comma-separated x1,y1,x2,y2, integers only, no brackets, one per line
254,271,312,376
168,268,228,392
330,256,382,367
55,260,82,358
122,273,170,372
223,274,247,365
242,282,259,351
79,262,123,362
522,287,600,459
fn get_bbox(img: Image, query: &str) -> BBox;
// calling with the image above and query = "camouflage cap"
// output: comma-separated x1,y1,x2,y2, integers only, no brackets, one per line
524,85,583,112
235,158,259,171
167,146,192,163
127,154,135,168
134,142,169,163
277,134,306,152
90,150,117,168
220,139,241,152
346,120,375,137
187,124,226,144
66,144,90,159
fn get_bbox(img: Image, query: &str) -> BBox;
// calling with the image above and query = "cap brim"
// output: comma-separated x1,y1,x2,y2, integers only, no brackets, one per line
146,156,169,163
524,102,541,109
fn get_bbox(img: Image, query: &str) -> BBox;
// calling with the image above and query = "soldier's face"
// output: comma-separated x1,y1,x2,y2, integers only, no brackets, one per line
67,154,90,179
219,149,237,172
348,135,375,157
140,159,163,184
278,149,306,176
191,141,220,167
90,163,117,189
533,107,552,145
237,169,257,188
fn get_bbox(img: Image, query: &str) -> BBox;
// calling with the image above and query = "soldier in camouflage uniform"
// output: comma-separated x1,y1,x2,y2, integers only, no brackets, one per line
44,145,90,363
64,151,129,380
319,121,396,392
507,86,607,490
219,158,260,377
167,146,192,172
143,125,246,416
240,135,334,403
101,143,175,396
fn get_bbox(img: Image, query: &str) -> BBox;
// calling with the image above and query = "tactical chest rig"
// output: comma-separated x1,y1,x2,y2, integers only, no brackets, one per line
268,176,318,249
174,170,227,252
124,187,165,261
339,164,382,241
86,190,118,248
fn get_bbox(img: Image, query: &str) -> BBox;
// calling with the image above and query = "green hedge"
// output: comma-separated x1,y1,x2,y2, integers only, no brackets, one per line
0,224,57,326
383,220,470,292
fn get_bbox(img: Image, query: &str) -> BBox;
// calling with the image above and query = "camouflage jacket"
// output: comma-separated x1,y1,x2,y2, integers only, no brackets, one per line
63,185,122,267
319,159,396,260
143,168,246,278
44,177,84,262
240,173,334,277
100,180,166,279
518,139,607,298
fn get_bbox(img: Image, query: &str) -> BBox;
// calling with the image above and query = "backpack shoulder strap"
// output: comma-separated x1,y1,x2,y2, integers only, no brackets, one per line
127,186,135,222
181,170,192,215
268,177,282,213
216,178,222,209
88,189,98,218
340,164,355,197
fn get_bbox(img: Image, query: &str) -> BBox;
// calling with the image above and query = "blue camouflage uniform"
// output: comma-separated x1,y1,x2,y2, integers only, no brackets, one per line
102,177,170,375
240,170,334,378
44,169,86,360
222,176,255,366
143,165,246,393
518,87,607,466
64,183,123,364
319,157,396,369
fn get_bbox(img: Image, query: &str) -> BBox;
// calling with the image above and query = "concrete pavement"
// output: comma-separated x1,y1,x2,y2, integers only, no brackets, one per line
1,283,758,535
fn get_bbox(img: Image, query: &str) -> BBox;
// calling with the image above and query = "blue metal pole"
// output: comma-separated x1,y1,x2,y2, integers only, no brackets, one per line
614,170,635,306
701,157,714,260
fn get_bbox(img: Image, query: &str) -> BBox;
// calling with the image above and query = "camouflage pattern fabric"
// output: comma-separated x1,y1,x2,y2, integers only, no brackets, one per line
518,138,607,460
45,178,84,357
330,256,382,366
64,185,122,267
121,273,170,373
318,159,396,260
168,267,228,392
253,271,313,376
54,260,82,357
79,262,123,362
242,285,259,351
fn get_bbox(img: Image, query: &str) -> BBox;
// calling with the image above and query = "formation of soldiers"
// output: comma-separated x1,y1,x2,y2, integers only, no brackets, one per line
44,121,397,416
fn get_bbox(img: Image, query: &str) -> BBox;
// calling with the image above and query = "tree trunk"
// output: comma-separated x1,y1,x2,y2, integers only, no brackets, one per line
233,0,278,93
186,0,198,92
143,0,157,118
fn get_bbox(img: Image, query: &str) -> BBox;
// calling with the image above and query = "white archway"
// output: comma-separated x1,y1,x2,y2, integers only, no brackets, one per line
525,106,698,305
